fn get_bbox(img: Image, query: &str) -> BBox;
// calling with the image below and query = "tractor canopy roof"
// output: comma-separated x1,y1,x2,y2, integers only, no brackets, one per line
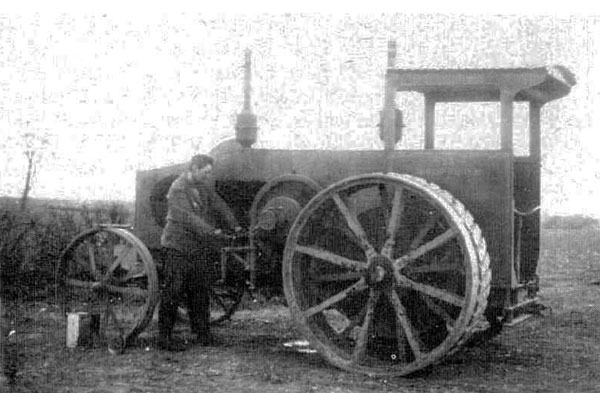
387,66,576,104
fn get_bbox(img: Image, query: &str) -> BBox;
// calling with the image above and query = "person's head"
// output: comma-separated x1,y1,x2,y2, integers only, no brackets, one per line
188,154,214,184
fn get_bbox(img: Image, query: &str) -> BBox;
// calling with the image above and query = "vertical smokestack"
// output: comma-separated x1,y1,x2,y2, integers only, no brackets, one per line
387,39,396,69
243,49,252,111
235,49,258,148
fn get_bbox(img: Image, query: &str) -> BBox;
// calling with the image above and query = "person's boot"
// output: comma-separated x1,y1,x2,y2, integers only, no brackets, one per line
108,336,126,355
193,330,222,347
157,331,188,352
158,336,188,352
190,307,217,346
194,335,215,347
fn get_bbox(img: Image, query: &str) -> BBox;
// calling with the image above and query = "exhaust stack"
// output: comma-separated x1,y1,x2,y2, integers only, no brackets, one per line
235,49,258,148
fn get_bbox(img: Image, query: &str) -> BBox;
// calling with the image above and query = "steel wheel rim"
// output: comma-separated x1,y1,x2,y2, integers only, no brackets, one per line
282,173,489,376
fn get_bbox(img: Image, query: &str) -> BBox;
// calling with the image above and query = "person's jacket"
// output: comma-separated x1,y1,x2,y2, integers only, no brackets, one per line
160,172,239,253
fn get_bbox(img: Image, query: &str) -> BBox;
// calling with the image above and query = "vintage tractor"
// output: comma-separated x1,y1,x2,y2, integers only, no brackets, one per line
56,41,576,375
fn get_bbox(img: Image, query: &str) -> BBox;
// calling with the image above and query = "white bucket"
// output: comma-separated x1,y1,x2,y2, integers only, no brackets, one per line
66,312,91,348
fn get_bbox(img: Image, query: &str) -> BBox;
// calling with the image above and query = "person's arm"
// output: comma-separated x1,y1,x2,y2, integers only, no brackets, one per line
211,191,240,231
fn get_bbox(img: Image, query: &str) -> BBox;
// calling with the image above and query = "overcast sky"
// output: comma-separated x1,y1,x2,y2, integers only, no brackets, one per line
0,12,598,217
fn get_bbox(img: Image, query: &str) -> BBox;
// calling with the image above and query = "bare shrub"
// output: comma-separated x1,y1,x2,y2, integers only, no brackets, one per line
0,210,35,299
0,200,132,301
542,214,600,230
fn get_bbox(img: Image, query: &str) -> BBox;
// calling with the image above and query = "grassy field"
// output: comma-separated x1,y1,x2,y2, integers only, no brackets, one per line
0,217,599,392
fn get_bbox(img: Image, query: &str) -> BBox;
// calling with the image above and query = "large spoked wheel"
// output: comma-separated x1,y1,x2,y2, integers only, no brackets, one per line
57,226,159,347
283,173,491,376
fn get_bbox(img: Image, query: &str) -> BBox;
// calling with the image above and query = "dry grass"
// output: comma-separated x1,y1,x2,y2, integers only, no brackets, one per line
1,216,599,392
0,199,132,300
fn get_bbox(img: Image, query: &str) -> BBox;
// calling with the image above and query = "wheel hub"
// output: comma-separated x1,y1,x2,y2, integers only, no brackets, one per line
365,255,395,289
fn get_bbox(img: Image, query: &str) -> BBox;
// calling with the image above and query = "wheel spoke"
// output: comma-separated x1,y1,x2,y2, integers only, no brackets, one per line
232,253,247,266
421,295,455,329
107,306,126,340
395,228,458,268
404,253,463,275
116,250,147,283
69,255,94,280
406,261,463,274
378,184,392,223
86,240,98,279
394,274,465,307
394,317,410,363
66,278,98,289
332,193,377,258
118,267,147,283
312,272,364,283
107,244,133,277
304,278,368,318
101,303,110,337
409,211,440,250
340,306,368,336
295,245,366,271
104,284,149,298
388,290,423,360
65,278,149,298
381,185,405,258
352,289,380,363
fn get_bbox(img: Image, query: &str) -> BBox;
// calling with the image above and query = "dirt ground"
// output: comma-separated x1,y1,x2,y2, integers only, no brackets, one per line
3,226,600,393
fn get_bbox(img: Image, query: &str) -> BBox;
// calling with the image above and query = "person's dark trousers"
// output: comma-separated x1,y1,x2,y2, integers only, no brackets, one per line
158,242,221,342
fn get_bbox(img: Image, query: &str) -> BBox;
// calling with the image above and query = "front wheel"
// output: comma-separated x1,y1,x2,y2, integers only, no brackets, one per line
57,226,159,347
282,173,490,376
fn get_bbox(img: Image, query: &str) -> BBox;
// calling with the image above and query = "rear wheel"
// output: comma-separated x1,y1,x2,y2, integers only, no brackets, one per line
283,173,490,376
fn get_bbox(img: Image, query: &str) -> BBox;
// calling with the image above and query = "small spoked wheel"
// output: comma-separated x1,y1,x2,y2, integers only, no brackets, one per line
176,281,245,326
283,173,490,376
57,226,159,348
175,244,248,326
210,280,246,325
176,283,245,326
211,240,249,325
